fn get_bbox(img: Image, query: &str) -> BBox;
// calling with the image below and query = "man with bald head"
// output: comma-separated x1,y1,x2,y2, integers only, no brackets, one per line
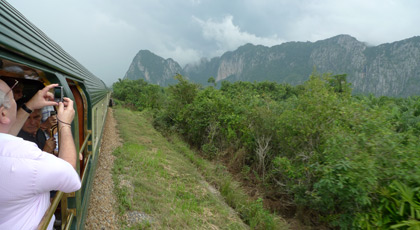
0,78,81,230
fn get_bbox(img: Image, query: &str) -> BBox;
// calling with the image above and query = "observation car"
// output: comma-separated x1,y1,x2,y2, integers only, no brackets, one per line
0,0,111,229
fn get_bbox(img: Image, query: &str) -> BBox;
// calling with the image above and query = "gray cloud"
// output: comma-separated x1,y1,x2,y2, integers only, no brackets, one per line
193,15,285,57
7,0,420,86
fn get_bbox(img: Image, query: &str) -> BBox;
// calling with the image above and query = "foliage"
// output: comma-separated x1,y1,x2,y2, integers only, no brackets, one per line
113,73,420,229
112,78,164,111
157,74,200,133
357,181,420,230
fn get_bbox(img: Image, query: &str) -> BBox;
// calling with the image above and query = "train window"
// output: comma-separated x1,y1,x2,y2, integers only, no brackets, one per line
1,57,68,229
0,59,41,80
67,79,90,177
0,57,63,224
0,58,50,105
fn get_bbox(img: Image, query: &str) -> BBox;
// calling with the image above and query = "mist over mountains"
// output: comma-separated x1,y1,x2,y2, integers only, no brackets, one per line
124,34,420,97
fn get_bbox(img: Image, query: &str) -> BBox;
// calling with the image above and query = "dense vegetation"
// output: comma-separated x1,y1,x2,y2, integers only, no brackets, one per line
112,73,420,229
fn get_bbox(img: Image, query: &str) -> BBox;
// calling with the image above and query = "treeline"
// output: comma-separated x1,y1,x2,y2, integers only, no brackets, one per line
112,73,420,229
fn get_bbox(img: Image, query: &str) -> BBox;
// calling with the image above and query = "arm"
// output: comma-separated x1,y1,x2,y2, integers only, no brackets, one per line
9,84,58,135
57,97,77,169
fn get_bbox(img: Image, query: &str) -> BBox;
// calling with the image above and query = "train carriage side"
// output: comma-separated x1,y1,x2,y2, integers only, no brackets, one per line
0,0,110,229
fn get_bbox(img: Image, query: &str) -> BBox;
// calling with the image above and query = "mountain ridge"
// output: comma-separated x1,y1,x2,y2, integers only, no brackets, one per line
124,34,420,97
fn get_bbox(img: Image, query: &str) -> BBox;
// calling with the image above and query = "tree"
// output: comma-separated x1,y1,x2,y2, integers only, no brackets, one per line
207,76,216,87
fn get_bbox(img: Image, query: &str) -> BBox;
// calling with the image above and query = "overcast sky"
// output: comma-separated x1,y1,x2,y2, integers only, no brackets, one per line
7,0,420,86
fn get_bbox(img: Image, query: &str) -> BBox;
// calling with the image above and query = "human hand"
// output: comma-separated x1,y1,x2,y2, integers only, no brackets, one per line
43,137,56,154
25,84,59,110
40,115,57,131
57,97,74,127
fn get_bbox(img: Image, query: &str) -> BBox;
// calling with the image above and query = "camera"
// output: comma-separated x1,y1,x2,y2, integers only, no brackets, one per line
54,86,63,102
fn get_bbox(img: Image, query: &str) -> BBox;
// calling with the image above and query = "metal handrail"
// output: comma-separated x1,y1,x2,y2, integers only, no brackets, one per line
37,130,92,230
50,124,57,138
79,130,92,157
36,191,64,230
81,154,92,186
80,130,92,185
64,212,75,230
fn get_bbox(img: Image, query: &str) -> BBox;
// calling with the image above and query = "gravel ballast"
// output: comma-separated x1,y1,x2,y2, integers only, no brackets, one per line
85,109,121,229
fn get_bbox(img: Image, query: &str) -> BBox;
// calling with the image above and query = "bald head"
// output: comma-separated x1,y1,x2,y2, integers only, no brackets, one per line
0,80,11,108
0,79,17,133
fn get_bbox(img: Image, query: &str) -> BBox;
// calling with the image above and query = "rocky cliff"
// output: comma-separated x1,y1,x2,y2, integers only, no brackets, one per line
124,50,185,86
124,35,420,96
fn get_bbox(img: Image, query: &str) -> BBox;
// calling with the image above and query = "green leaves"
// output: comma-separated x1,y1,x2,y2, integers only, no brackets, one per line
113,72,420,229
112,78,164,110
359,181,420,229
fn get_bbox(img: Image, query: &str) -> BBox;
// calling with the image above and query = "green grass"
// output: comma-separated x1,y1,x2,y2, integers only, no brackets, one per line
112,107,289,229
169,135,289,230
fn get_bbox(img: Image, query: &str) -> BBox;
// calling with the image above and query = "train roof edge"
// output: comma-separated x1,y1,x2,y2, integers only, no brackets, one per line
0,0,109,105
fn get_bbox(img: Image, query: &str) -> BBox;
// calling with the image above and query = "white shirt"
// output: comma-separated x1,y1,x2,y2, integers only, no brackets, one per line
0,133,81,230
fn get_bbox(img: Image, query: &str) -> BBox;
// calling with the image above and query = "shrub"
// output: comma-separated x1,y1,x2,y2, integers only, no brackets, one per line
114,73,420,229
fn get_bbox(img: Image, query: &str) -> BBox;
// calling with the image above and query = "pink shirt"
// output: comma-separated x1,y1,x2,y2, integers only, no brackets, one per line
0,133,81,230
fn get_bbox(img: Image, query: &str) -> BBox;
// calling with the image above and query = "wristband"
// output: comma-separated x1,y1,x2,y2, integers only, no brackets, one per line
21,104,33,114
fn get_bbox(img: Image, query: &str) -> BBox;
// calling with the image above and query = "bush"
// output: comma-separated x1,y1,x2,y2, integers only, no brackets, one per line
114,73,420,229
357,181,420,229
112,78,164,110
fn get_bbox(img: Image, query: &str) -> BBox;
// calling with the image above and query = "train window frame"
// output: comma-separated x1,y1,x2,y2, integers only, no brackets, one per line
0,57,73,229
1,58,55,103
67,79,90,176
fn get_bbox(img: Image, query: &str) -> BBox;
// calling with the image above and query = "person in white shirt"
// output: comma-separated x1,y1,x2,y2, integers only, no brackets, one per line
0,78,81,230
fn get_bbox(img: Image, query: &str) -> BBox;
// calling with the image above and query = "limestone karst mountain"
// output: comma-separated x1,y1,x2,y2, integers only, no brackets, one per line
124,50,185,86
124,35,420,97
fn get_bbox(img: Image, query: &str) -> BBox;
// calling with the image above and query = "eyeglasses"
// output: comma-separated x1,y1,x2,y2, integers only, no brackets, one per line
5,79,19,96
0,78,18,108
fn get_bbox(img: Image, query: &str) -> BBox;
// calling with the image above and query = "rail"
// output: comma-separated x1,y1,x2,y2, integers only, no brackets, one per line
64,212,75,230
36,191,64,230
81,154,92,186
37,130,92,230
80,131,92,186
79,130,92,158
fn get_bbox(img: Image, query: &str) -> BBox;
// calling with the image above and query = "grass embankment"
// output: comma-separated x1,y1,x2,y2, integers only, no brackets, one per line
112,108,288,229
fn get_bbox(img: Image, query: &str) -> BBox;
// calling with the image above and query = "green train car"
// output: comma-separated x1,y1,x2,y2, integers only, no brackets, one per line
1,0,111,229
